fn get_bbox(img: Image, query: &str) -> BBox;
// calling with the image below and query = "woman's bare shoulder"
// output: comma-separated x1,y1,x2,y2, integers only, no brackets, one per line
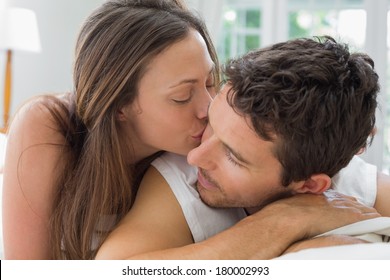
8,94,71,146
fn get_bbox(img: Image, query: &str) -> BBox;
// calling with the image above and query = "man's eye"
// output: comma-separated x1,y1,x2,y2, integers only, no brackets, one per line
225,150,242,167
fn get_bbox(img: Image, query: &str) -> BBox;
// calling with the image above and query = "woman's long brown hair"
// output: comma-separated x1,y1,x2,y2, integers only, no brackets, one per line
44,0,220,259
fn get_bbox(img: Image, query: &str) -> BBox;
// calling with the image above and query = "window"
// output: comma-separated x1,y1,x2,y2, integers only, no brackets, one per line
287,9,366,50
217,0,389,174
218,1,262,63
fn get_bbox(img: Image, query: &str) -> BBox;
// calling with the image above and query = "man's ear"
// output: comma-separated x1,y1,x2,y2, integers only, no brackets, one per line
294,174,332,194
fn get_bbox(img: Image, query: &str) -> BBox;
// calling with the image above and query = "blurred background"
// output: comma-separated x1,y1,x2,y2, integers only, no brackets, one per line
0,0,389,174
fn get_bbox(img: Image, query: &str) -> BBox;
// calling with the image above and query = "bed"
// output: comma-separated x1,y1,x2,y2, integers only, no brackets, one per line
0,132,388,260
276,217,390,259
276,243,390,259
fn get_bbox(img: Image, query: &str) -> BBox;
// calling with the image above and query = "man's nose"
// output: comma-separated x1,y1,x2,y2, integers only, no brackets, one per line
187,132,216,170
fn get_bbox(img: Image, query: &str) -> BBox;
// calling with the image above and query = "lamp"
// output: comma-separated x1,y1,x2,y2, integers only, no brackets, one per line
0,7,41,133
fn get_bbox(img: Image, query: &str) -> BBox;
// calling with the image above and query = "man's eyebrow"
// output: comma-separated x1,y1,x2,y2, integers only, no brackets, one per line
208,91,250,166
222,142,251,165
207,88,251,165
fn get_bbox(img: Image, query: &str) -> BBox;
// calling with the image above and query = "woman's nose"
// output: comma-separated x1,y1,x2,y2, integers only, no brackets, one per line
195,88,213,120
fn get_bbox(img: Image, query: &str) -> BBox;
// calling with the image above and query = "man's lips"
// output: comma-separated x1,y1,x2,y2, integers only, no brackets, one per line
197,169,218,190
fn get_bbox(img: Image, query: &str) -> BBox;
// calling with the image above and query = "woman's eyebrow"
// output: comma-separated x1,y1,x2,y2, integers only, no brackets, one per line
169,79,197,88
169,67,215,89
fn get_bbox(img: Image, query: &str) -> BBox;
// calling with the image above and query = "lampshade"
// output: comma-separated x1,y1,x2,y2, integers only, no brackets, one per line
0,7,41,133
0,7,41,52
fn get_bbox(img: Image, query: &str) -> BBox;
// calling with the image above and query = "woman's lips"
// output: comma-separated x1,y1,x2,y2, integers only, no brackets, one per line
192,128,206,140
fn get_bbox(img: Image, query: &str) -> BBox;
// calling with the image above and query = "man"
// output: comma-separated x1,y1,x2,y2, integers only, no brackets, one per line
186,36,389,215
96,36,389,259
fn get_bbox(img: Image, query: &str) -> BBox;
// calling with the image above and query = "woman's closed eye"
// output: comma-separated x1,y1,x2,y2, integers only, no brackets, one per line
206,83,215,89
172,92,193,104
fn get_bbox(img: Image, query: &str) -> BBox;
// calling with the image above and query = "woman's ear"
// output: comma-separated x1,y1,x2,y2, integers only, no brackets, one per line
117,100,141,122
294,174,332,194
116,107,127,121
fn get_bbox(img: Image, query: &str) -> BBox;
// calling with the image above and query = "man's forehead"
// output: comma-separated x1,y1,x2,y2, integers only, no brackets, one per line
209,86,247,130
210,84,231,112
209,85,279,168
209,87,262,165
209,86,234,126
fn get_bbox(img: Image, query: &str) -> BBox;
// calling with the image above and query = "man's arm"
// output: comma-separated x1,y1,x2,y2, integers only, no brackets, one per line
375,172,390,216
282,235,369,255
96,167,379,260
96,166,292,259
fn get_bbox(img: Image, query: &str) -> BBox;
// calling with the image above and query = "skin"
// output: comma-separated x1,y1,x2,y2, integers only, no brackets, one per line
2,29,215,259
118,29,215,161
375,172,390,216
2,100,67,259
187,85,331,213
186,84,390,216
283,235,370,254
95,169,379,259
95,85,382,260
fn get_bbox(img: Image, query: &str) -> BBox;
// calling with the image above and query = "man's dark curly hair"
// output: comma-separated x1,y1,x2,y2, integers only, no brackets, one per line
223,36,379,186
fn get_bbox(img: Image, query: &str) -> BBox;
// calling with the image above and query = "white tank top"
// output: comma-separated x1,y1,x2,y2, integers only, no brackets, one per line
152,152,247,242
152,153,377,242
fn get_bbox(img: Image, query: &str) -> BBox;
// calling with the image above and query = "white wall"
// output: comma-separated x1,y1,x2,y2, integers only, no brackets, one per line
0,0,5,10
186,0,224,43
0,0,104,125
1,0,386,171
360,0,388,170
0,0,218,125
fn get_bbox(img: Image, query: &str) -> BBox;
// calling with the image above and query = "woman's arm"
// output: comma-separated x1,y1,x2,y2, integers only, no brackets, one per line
2,97,67,259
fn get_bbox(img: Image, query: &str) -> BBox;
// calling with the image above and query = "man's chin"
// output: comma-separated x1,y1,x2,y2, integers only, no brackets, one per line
196,184,223,208
199,195,219,208
197,185,240,209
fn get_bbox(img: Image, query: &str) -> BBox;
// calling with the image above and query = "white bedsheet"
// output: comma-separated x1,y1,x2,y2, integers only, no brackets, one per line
276,217,390,260
275,243,390,260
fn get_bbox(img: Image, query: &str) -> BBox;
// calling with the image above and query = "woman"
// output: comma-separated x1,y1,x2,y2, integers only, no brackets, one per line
2,0,219,259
